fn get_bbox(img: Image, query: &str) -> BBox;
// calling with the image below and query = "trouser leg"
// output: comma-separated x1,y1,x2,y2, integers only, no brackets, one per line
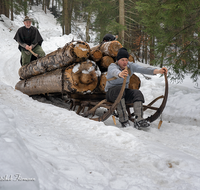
106,86,128,123
116,98,128,123
32,45,45,58
133,101,143,121
21,50,32,66
133,101,150,128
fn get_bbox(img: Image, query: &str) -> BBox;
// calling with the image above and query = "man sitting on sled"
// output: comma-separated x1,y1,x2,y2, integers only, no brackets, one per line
105,47,168,128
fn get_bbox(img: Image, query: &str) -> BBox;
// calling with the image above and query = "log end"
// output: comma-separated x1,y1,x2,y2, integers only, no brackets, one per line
129,74,141,90
90,49,103,62
64,60,100,94
129,54,135,62
99,72,107,93
100,56,114,68
72,41,90,59
100,40,122,57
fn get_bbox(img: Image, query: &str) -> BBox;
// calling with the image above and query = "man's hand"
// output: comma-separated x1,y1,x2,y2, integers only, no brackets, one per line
119,69,128,79
154,67,168,74
25,45,32,51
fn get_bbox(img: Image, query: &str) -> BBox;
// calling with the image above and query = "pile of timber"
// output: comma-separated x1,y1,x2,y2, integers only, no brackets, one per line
15,40,140,97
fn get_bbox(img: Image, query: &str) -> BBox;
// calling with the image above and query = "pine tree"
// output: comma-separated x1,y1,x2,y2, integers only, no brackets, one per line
136,0,200,82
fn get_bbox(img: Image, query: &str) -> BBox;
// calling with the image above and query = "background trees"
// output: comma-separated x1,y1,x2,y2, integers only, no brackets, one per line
0,0,199,82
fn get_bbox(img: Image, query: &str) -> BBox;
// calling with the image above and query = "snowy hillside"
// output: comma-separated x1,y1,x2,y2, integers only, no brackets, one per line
0,6,200,190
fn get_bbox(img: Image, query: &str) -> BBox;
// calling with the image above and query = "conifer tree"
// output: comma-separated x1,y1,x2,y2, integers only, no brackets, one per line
136,0,200,82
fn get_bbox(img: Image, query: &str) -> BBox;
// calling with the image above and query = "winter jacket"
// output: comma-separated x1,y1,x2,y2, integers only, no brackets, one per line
14,26,43,51
105,62,156,92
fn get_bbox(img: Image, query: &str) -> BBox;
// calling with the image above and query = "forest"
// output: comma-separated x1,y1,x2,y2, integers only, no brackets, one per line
0,0,200,82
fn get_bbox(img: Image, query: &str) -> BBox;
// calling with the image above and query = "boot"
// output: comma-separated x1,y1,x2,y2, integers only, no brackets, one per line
133,101,150,128
117,99,130,127
120,121,131,128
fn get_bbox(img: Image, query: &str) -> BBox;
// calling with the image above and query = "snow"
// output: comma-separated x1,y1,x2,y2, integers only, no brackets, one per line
0,6,200,190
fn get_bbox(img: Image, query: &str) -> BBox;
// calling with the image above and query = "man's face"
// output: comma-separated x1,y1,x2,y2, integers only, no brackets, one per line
117,58,128,70
24,20,32,28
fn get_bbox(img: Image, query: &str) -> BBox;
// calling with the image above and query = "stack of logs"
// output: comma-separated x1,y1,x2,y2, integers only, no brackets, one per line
15,40,140,97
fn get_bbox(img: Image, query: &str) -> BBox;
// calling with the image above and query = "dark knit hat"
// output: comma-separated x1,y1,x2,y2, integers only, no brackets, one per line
23,16,32,22
103,34,116,42
116,48,129,61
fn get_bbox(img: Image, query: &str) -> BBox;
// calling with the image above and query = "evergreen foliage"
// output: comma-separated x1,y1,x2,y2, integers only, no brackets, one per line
136,0,200,82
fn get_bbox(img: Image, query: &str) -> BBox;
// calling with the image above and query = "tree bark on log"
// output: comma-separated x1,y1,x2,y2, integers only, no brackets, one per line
100,40,122,57
15,60,101,96
18,41,90,79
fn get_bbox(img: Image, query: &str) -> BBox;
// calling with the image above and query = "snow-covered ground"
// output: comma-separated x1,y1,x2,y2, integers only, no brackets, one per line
0,6,200,190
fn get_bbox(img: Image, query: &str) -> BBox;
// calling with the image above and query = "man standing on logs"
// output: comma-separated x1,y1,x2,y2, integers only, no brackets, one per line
14,16,45,66
105,47,168,128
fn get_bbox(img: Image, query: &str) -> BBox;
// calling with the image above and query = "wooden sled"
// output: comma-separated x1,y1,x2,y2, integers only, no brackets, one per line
65,72,168,128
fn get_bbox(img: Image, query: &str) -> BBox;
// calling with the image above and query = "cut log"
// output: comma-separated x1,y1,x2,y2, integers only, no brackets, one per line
15,60,101,96
18,41,90,79
98,72,107,93
128,54,135,62
16,69,63,96
64,60,101,93
100,40,122,57
100,56,114,68
89,48,103,62
98,72,140,92
129,74,141,90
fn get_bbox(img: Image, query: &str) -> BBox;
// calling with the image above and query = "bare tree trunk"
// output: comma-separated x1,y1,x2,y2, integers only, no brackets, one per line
42,0,44,11
150,36,155,65
1,0,9,17
86,11,91,42
119,0,124,45
63,0,73,35
198,45,200,69
10,0,14,21
0,0,3,15
144,34,148,64
24,0,28,16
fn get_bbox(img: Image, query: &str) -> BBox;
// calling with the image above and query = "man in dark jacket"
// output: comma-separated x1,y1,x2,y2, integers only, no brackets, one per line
105,48,168,128
14,16,45,66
